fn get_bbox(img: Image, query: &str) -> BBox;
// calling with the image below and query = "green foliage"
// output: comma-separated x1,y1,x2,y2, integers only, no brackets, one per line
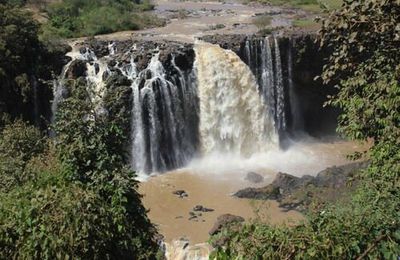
54,80,128,185
0,152,159,259
0,79,160,258
42,0,164,38
52,79,160,258
211,168,400,259
0,0,26,6
0,120,45,192
292,18,319,29
319,0,400,144
253,15,272,30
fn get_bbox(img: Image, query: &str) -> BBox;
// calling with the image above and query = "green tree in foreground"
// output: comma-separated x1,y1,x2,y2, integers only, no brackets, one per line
211,0,400,258
0,80,161,259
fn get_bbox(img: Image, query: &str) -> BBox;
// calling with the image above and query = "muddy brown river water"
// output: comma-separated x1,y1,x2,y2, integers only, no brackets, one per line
139,138,368,244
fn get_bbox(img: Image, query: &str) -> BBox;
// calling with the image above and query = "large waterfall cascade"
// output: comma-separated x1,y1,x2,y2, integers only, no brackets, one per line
194,42,278,156
52,36,300,176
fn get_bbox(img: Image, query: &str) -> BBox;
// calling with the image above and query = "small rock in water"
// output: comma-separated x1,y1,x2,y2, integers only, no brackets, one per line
245,172,264,183
173,190,188,198
193,205,214,212
188,215,198,221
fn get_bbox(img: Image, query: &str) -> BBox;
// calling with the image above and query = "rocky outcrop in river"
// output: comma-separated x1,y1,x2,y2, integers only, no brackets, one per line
234,161,370,212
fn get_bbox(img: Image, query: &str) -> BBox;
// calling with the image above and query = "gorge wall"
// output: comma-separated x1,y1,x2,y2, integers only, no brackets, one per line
45,33,338,175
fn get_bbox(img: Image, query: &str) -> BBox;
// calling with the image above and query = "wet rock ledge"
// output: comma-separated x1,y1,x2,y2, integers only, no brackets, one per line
234,161,370,212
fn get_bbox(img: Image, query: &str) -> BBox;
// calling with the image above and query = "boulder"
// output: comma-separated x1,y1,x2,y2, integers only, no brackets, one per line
233,185,280,200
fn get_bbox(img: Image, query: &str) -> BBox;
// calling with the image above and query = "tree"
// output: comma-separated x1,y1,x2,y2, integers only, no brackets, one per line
319,0,400,144
0,80,161,259
53,79,160,258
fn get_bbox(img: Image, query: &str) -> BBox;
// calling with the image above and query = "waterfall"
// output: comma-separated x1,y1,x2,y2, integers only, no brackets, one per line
260,37,276,120
85,54,109,105
194,42,278,156
51,38,298,175
51,44,85,124
273,37,286,132
51,45,110,124
129,53,198,174
243,36,290,136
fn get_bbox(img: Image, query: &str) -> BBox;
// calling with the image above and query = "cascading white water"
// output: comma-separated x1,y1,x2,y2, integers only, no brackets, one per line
85,53,109,105
129,53,198,175
243,36,289,135
52,38,293,176
51,43,114,124
260,37,276,118
194,42,278,156
274,37,286,131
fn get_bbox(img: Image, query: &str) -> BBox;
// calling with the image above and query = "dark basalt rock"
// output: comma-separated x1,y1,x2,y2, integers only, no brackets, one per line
200,34,247,53
173,190,189,198
193,205,214,212
209,214,245,236
234,161,369,212
234,185,280,200
65,59,87,79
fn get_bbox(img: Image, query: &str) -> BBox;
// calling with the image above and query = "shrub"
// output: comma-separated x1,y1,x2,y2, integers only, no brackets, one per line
0,120,45,192
0,80,161,258
0,155,160,259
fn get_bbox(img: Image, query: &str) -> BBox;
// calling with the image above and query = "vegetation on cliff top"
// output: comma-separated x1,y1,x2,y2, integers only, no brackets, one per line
211,0,400,258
